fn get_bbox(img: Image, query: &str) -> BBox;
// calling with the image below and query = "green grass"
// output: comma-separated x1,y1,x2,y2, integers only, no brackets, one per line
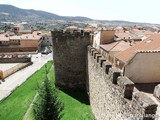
0,61,92,120
48,66,92,120
29,65,92,120
0,61,53,120
59,89,92,120
27,64,55,120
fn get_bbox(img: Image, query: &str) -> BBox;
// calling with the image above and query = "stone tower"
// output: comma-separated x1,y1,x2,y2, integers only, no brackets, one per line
51,31,90,89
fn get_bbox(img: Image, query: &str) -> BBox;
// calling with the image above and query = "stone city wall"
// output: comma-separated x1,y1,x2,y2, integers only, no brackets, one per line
52,31,90,89
87,46,158,120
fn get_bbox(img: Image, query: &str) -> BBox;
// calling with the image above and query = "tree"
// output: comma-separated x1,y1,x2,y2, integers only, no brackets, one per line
33,66,63,120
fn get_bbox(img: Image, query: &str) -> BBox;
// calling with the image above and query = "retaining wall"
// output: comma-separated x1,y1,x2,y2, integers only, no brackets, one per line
0,62,33,79
0,57,31,63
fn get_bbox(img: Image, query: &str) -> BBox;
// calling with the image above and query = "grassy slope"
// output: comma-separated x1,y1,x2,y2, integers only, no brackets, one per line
27,64,55,120
48,67,92,120
0,61,52,120
48,66,92,120
59,91,92,120
0,61,92,120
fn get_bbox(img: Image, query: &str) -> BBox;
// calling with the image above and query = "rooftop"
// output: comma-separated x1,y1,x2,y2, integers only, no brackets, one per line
64,26,79,31
11,34,42,40
115,31,132,40
100,41,132,53
115,34,160,63
18,30,32,33
20,34,42,40
0,35,10,41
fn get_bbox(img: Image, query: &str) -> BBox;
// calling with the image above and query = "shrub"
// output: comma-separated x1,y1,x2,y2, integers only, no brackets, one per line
33,66,63,120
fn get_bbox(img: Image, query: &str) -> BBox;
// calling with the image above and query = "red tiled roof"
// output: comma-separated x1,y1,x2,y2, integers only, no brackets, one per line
100,42,119,52
110,41,131,52
131,29,155,37
100,41,131,53
84,27,96,32
0,35,9,41
115,34,160,63
9,34,42,40
64,26,78,30
115,32,131,39
142,30,155,35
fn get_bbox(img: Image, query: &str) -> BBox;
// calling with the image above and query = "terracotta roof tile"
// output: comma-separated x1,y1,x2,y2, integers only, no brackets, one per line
84,27,96,32
115,34,160,63
115,32,131,39
9,34,42,40
64,26,79,31
0,36,9,41
100,41,131,53
100,42,118,52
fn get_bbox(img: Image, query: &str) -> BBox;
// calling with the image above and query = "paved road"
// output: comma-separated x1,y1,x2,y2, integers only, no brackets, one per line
0,53,53,101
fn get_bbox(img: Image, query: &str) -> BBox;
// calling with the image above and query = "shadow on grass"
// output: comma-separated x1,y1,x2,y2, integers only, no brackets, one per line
61,88,90,105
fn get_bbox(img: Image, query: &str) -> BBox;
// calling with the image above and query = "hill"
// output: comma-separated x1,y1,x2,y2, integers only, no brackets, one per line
0,4,92,22
0,4,159,26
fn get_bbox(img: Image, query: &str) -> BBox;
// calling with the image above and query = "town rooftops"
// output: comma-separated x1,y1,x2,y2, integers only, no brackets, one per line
84,27,96,32
9,36,21,40
100,41,132,53
115,34,160,63
114,26,126,31
20,34,42,40
130,29,155,40
0,35,9,41
64,26,79,31
115,32,132,40
100,42,118,52
10,34,42,40
0,34,42,41
18,30,32,33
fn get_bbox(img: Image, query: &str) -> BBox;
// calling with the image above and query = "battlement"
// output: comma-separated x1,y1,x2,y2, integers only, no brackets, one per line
137,50,160,53
52,30,159,119
51,30,90,38
87,45,158,120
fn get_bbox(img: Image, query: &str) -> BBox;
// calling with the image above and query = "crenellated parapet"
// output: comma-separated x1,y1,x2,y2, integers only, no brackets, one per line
52,30,90,38
87,45,158,120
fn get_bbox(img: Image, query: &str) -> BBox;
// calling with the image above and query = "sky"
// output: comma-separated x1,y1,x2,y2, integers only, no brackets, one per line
0,0,159,24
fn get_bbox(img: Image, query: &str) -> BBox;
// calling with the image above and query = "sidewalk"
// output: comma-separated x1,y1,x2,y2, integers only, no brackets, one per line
0,53,53,100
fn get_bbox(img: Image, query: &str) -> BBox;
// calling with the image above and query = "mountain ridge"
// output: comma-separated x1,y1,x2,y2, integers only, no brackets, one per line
0,4,92,22
0,4,159,26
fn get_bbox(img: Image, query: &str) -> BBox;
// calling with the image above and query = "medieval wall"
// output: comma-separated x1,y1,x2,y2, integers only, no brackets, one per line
87,46,158,120
51,31,90,89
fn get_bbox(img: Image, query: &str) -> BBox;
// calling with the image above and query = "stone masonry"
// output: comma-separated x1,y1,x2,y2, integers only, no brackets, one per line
51,31,90,89
51,30,158,119
87,46,158,120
